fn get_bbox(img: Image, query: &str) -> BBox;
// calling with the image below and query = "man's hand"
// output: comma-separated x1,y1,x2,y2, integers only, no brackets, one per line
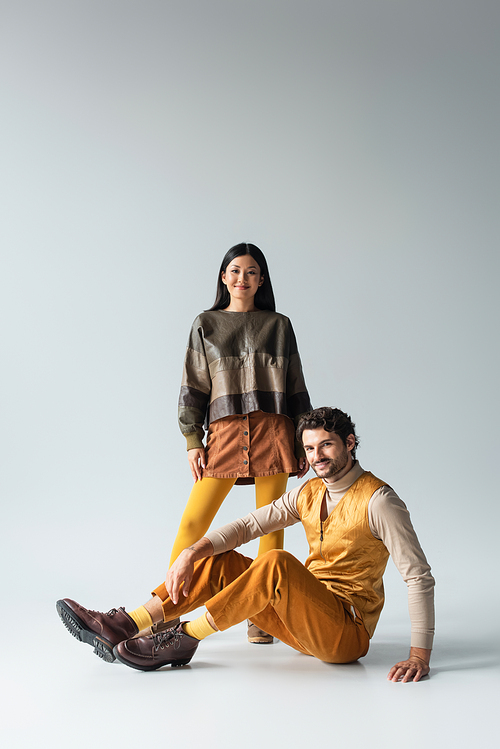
387,646,431,683
188,447,206,482
166,537,214,604
166,548,196,604
296,457,309,479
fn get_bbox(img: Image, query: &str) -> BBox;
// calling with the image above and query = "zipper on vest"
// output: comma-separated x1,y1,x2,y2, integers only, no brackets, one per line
319,520,325,560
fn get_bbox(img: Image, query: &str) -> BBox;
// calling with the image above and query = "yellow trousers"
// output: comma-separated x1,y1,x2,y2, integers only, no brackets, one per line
169,474,288,566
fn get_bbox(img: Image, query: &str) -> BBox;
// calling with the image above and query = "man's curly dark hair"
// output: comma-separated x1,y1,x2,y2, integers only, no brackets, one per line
296,407,360,460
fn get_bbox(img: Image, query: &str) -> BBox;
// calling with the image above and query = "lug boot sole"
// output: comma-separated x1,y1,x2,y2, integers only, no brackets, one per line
56,600,116,663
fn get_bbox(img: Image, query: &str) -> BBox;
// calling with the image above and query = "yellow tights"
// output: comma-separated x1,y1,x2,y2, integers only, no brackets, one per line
169,473,288,566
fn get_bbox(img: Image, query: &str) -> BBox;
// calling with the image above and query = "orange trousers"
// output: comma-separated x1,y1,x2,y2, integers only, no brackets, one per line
152,549,370,664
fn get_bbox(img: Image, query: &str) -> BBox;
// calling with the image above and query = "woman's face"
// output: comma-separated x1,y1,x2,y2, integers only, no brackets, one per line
221,254,263,302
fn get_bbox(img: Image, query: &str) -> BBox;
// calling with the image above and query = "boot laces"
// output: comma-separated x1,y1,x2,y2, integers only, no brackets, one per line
153,628,182,651
86,607,122,618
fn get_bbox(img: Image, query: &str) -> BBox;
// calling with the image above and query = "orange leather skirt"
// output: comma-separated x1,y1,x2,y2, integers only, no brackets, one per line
202,410,298,485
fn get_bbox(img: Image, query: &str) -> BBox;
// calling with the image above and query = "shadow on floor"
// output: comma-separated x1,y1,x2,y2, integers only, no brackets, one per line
366,635,500,675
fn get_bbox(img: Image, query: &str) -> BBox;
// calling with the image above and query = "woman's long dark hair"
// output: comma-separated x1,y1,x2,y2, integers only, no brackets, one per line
208,243,276,311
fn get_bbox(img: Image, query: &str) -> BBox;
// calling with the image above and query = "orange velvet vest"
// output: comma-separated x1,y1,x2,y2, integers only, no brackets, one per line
297,471,390,638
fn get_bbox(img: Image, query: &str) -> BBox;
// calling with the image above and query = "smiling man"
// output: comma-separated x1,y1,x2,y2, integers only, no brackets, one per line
57,407,434,682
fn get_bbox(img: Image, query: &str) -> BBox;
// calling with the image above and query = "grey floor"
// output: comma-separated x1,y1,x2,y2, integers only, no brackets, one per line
3,601,498,749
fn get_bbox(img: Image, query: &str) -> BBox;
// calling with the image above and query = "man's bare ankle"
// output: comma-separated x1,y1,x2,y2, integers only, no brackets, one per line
206,611,218,631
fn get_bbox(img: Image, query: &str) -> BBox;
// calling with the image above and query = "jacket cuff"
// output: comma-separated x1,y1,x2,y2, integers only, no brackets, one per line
185,433,204,450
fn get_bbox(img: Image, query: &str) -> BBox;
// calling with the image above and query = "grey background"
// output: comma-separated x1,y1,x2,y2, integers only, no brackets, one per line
1,2,499,747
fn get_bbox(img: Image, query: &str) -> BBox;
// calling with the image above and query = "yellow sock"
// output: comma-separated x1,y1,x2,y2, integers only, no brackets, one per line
127,606,153,632
183,613,217,640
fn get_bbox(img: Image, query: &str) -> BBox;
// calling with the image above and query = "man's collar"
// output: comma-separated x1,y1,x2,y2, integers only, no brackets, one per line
322,461,364,494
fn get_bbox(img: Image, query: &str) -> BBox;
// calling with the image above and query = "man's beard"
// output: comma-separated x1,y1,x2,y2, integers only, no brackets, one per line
312,446,349,480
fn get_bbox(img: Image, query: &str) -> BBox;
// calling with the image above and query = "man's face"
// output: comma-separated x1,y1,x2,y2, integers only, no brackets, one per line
302,428,354,482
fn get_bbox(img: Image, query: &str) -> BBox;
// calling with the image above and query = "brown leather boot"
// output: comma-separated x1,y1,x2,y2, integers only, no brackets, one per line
56,598,138,663
149,617,180,635
113,623,199,671
133,617,181,638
